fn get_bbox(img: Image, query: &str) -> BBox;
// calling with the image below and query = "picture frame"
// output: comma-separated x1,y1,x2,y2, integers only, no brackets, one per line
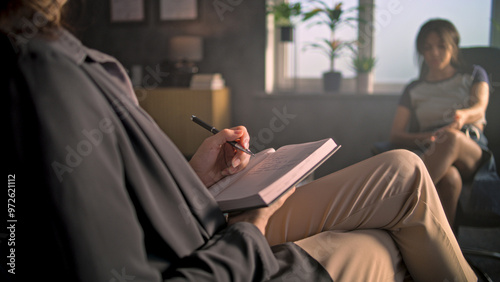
110,0,145,23
159,0,198,21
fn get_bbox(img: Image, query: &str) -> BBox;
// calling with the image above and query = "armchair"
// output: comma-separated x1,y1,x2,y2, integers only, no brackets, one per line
371,46,500,281
454,46,500,282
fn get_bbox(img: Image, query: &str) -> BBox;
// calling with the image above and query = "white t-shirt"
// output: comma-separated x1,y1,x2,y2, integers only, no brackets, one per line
399,65,489,132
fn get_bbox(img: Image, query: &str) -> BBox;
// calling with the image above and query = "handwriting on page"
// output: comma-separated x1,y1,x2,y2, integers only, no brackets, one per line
246,154,298,176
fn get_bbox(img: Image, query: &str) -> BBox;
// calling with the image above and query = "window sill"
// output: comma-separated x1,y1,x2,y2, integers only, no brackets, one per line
269,77,405,96
255,92,402,102
264,91,400,96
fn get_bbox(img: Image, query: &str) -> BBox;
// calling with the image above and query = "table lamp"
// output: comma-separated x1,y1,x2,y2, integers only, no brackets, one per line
166,36,203,87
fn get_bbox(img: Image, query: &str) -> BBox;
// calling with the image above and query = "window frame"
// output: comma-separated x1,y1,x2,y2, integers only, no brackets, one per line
266,0,497,95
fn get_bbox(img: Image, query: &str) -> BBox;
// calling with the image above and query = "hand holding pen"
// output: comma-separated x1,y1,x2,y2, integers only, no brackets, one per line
189,115,253,187
191,115,255,156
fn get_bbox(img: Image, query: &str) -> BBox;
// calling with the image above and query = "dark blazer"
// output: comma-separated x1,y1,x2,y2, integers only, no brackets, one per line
5,30,330,281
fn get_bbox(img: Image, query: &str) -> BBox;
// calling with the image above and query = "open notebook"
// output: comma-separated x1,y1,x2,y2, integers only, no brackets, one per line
208,138,340,212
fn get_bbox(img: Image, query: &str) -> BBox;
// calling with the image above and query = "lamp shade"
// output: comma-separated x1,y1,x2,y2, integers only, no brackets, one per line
167,36,203,61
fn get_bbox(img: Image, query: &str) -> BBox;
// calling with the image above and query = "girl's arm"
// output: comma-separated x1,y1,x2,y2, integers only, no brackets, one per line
453,81,489,130
389,106,435,149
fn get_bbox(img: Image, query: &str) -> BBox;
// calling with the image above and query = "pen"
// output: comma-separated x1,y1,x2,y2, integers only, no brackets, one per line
191,115,255,156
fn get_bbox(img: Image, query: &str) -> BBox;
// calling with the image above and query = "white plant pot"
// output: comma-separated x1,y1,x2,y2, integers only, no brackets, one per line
356,72,374,94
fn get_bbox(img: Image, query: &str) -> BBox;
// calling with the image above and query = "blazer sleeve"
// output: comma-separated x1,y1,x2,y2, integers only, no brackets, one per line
163,223,279,281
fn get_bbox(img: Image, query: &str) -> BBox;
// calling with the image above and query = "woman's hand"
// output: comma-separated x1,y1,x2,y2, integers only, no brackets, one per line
227,187,296,235
430,111,466,142
451,110,466,130
189,126,251,187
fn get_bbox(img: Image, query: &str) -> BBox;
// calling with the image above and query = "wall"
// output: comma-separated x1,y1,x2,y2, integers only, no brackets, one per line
76,0,400,178
77,0,266,122
246,94,399,177
492,0,500,47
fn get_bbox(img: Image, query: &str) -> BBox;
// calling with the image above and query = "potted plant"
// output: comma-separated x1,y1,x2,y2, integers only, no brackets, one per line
351,51,376,94
267,2,302,42
303,38,352,92
302,1,360,92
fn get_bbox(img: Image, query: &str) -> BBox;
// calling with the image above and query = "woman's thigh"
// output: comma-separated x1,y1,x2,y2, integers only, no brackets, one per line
265,149,476,282
422,129,483,180
294,229,409,281
265,149,422,245
453,132,484,179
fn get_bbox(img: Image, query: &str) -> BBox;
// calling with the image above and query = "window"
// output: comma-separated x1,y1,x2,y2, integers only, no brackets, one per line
288,0,359,79
266,0,492,94
374,0,491,84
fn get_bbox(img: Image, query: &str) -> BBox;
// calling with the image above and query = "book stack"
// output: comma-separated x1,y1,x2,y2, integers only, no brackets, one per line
190,73,225,90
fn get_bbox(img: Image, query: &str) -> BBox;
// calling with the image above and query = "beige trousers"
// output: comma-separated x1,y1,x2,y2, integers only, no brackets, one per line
266,150,476,282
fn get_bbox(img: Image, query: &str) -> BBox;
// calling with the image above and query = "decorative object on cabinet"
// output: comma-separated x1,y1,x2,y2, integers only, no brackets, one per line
165,36,203,87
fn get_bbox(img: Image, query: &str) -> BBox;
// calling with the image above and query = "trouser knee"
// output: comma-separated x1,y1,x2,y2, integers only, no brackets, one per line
375,149,432,199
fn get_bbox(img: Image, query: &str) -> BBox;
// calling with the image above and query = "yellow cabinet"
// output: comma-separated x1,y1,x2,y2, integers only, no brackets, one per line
136,87,231,157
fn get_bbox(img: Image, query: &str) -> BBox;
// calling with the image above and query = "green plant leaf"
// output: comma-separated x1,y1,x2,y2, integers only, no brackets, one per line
267,2,303,26
301,1,364,72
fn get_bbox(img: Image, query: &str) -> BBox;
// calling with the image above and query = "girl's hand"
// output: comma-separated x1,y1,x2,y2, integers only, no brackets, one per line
431,113,464,142
189,126,251,187
453,110,466,130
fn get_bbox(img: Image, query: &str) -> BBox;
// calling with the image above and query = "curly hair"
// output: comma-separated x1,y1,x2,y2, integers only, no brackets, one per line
0,0,68,35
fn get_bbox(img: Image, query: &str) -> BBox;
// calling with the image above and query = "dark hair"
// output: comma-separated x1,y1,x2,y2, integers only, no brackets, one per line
416,19,463,79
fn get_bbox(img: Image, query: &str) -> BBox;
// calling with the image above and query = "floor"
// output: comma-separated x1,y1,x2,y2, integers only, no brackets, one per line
457,227,500,281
